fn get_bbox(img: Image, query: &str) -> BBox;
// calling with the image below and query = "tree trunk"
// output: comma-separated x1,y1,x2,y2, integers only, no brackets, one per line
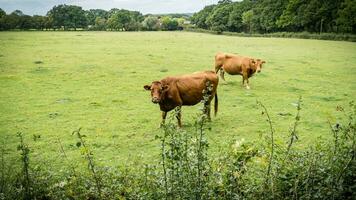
319,19,323,34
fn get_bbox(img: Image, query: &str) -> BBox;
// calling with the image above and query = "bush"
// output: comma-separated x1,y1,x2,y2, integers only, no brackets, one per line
184,28,356,42
1,99,355,199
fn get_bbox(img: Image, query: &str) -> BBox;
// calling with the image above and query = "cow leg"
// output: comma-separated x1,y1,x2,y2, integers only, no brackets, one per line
215,63,222,74
219,69,226,81
243,73,250,89
215,65,220,74
160,111,167,128
175,106,182,128
246,78,250,90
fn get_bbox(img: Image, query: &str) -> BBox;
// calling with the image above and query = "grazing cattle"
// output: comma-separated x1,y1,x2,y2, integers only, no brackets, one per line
144,71,219,127
215,52,266,89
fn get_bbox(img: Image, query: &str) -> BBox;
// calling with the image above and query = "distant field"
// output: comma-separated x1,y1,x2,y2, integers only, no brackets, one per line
0,31,355,169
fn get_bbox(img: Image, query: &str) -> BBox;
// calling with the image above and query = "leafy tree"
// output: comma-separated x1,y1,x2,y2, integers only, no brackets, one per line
107,8,120,17
47,5,87,30
85,9,108,26
129,11,144,23
0,10,34,30
250,0,288,33
8,10,36,30
218,0,232,4
189,0,352,34
315,0,340,33
67,5,87,30
206,3,233,33
161,16,179,31
20,15,34,30
337,0,356,33
0,0,354,34
44,16,53,30
242,10,254,33
227,1,254,32
47,5,65,29
5,10,23,29
191,5,216,29
12,10,24,16
0,15,10,30
0,8,5,18
126,21,142,31
177,18,186,30
107,9,143,31
0,8,6,30
32,15,51,30
276,0,302,31
277,0,341,33
142,16,160,31
126,11,144,31
93,17,107,30
107,9,131,30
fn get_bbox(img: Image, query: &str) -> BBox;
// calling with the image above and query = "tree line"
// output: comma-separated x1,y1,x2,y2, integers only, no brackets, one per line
0,5,189,31
1,0,355,34
191,0,356,34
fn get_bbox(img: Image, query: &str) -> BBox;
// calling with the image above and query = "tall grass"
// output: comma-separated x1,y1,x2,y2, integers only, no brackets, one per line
72,128,103,198
0,100,355,199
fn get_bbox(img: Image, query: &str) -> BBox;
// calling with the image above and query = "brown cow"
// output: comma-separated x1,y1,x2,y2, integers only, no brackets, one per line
215,52,266,89
144,71,219,127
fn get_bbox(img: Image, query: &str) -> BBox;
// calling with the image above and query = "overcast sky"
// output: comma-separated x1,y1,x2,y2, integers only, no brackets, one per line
0,0,221,15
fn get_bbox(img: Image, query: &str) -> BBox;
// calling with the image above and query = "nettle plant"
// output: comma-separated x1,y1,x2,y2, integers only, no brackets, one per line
1,90,355,200
157,81,214,199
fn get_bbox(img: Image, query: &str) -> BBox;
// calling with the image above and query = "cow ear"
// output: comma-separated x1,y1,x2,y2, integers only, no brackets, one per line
144,85,151,90
162,85,169,91
250,59,256,65
262,60,266,64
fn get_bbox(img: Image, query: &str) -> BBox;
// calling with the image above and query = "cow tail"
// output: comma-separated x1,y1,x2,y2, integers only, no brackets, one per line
214,92,218,116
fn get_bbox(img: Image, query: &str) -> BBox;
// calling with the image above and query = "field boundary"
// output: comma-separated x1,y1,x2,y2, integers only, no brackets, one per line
1,29,356,42
184,28,356,42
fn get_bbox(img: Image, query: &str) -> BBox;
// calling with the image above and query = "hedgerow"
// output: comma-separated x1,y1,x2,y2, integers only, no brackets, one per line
1,92,355,199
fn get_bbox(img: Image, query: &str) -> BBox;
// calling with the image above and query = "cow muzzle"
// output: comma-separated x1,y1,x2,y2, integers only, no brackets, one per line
152,97,160,104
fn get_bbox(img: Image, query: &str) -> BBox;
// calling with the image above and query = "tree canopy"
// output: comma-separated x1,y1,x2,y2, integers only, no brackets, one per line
0,5,186,31
47,5,87,30
192,0,356,34
142,16,160,31
0,0,355,34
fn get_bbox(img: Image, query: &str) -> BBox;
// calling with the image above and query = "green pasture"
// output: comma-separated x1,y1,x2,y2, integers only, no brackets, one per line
0,31,355,168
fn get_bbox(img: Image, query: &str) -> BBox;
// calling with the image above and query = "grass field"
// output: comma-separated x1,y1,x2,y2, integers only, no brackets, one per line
0,31,355,169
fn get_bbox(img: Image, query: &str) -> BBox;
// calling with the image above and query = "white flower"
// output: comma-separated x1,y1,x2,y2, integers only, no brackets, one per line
232,138,245,153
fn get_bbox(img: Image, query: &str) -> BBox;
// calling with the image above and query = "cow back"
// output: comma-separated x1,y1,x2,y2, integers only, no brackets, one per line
176,71,218,106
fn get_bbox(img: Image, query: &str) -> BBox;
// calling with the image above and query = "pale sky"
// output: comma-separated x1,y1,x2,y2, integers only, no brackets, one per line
0,0,221,15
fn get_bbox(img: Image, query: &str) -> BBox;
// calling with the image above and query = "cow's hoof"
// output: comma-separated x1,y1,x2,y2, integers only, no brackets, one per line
246,86,250,90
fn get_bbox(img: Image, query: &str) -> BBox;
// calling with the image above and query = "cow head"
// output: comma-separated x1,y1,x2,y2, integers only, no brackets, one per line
252,59,266,73
144,81,169,104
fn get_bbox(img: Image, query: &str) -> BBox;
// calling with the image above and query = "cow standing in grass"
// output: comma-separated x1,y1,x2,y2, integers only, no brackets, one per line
215,52,266,89
144,71,219,128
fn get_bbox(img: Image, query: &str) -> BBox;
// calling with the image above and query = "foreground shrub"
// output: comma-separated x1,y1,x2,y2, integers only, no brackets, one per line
0,99,355,199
